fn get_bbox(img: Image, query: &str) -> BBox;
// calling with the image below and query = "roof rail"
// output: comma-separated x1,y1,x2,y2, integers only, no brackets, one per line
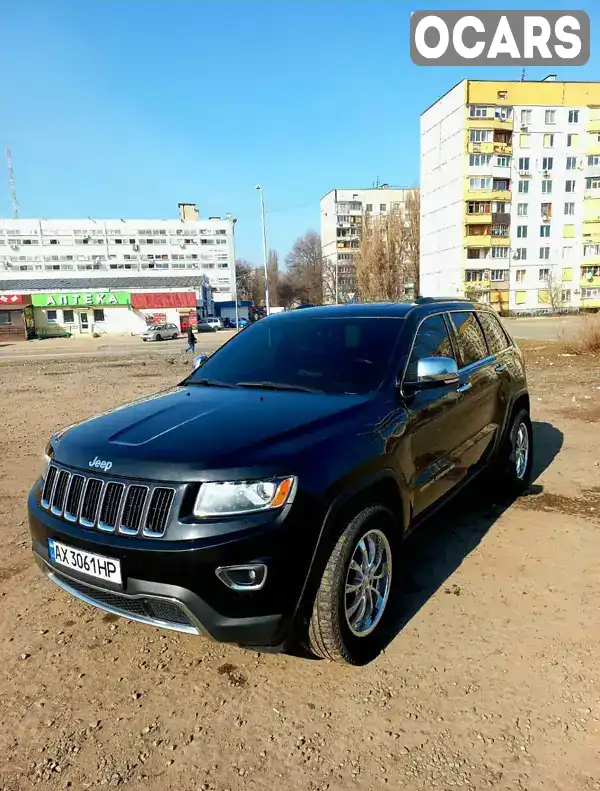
414,296,474,304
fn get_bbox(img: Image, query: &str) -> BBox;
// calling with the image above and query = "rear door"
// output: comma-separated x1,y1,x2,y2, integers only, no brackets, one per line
446,310,500,473
402,313,471,516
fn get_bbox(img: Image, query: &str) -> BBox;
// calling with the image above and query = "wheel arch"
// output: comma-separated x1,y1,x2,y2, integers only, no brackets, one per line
499,390,530,448
295,471,408,619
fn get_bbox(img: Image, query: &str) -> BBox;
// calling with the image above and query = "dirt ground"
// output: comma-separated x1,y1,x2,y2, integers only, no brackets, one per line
1,342,599,791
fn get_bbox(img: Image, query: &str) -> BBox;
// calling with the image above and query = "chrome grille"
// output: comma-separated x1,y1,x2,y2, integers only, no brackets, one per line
144,488,175,537
64,475,85,522
80,479,103,527
120,485,148,535
40,464,175,539
51,470,70,515
98,482,125,533
41,465,58,509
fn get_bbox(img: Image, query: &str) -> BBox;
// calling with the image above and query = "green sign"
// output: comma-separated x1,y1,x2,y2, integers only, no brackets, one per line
31,291,130,308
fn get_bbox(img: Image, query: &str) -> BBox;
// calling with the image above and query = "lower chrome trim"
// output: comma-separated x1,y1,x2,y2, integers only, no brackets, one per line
39,559,203,636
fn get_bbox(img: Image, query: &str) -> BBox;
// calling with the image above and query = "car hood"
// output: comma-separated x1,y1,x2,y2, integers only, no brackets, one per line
51,385,374,481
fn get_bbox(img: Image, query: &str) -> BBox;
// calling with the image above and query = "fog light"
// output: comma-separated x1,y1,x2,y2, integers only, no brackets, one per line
215,563,267,591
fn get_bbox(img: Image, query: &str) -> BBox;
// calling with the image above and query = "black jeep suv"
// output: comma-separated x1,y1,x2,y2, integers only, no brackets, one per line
28,298,532,665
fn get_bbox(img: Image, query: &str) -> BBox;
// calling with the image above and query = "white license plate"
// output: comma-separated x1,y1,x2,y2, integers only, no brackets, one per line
48,539,122,585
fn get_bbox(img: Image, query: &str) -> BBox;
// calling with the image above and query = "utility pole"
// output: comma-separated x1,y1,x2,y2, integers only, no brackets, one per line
255,185,271,315
6,148,18,219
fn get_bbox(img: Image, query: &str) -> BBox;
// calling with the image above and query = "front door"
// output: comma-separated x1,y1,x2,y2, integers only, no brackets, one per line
402,313,471,516
79,311,90,333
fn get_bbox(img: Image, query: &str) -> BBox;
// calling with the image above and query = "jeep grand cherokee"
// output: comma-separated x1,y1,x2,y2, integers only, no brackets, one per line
28,298,532,665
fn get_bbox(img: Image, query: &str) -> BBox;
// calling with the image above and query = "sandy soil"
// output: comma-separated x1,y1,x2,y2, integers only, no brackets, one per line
0,342,599,791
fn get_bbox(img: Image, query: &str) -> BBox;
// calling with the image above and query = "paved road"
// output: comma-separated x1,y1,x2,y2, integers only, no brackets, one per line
0,331,234,362
502,315,586,341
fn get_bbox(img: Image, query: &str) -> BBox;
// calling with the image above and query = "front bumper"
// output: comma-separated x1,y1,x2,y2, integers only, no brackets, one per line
28,490,312,651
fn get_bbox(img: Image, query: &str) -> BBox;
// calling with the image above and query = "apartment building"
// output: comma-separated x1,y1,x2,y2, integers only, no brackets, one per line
421,77,600,314
0,203,235,302
320,186,412,302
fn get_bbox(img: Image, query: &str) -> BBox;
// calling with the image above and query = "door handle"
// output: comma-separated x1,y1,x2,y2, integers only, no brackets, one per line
495,363,506,373
456,382,472,393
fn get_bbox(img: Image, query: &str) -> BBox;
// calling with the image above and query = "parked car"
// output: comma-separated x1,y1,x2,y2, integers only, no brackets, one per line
141,323,180,342
196,322,217,333
198,317,223,331
28,298,532,665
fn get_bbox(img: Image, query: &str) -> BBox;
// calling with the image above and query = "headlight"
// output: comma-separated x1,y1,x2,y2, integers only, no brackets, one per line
40,451,52,482
193,477,296,517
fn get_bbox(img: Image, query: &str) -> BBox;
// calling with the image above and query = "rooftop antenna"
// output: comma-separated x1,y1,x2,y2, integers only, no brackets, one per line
6,148,18,219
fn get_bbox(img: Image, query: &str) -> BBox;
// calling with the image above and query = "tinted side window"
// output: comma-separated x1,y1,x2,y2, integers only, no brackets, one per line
406,314,455,381
449,311,489,367
477,311,510,355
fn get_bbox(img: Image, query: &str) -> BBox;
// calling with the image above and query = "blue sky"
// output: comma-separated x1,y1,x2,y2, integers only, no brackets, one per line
3,0,599,264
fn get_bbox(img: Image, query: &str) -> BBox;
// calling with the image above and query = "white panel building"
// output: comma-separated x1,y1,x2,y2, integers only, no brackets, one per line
0,203,236,302
320,186,412,302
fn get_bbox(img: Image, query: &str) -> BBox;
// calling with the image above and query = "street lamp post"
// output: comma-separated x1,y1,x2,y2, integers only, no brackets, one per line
255,185,271,315
227,214,240,331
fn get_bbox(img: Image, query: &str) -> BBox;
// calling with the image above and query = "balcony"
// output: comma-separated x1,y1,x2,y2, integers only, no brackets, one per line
586,143,600,157
464,278,491,290
465,188,512,203
581,275,600,287
467,117,514,132
587,118,600,134
585,163,600,178
464,234,491,248
467,141,513,156
465,212,492,225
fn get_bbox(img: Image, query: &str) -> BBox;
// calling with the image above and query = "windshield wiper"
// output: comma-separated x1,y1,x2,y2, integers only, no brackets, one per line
236,381,323,394
187,378,237,389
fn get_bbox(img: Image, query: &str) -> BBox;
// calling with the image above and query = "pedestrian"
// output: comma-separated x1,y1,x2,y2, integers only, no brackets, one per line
185,325,197,353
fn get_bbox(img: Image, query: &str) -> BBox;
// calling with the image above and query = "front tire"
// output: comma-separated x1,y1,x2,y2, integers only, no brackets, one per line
172,333,178,340
156,334,162,341
307,505,397,665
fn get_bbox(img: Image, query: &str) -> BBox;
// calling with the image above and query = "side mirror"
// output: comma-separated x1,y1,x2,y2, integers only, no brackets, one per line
192,353,208,370
404,356,459,390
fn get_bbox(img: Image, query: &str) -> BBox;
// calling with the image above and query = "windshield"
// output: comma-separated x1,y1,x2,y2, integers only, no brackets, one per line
186,315,404,394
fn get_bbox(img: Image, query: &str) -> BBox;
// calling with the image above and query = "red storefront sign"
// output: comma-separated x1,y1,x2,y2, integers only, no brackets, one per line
0,294,25,305
131,291,196,309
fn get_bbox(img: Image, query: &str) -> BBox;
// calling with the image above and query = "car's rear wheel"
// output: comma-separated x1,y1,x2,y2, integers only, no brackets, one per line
307,505,397,665
172,333,178,340
494,407,533,495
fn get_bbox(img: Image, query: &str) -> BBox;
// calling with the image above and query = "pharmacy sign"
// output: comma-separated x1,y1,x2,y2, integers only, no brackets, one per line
31,291,131,307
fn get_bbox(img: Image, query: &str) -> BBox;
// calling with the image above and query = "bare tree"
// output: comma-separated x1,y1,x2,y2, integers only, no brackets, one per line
322,256,337,305
267,249,279,307
285,231,324,304
235,259,255,302
355,188,420,302
235,259,267,305
541,269,566,314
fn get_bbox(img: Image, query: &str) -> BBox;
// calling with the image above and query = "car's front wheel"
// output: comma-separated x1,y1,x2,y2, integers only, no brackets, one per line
155,334,162,341
307,505,397,665
172,333,178,340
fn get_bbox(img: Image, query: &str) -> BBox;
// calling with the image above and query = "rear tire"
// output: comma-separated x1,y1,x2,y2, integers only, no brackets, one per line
172,333,178,340
493,408,533,496
307,505,397,665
